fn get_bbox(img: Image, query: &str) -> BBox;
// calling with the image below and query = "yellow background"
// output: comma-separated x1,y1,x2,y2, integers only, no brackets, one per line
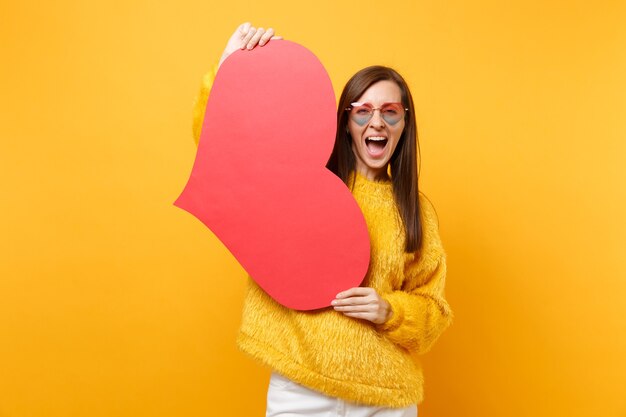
1,0,625,416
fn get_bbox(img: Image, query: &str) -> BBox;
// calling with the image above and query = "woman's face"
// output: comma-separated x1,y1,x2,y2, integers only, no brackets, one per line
347,80,405,181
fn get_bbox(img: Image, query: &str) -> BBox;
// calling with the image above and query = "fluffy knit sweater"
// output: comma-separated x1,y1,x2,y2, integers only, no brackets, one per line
191,65,453,407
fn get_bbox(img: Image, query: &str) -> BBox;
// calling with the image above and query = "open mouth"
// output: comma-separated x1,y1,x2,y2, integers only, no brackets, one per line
365,136,388,156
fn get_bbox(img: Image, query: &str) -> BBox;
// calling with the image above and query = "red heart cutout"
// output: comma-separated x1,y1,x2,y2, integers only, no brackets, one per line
175,41,370,310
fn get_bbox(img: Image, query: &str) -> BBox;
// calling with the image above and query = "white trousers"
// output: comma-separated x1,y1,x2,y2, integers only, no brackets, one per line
266,371,418,417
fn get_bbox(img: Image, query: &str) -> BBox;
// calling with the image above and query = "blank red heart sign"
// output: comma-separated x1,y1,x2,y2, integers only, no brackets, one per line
174,40,370,310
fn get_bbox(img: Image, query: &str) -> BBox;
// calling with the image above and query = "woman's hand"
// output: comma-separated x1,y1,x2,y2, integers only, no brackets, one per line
218,22,283,68
331,287,393,324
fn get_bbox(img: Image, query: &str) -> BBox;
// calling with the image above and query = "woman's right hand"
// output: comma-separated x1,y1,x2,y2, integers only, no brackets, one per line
218,22,283,68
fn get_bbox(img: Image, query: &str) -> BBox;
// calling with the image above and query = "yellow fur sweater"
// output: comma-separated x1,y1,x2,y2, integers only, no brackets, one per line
191,65,453,407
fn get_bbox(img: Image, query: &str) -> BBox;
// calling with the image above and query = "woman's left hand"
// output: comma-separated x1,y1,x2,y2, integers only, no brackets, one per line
218,22,282,68
331,287,393,324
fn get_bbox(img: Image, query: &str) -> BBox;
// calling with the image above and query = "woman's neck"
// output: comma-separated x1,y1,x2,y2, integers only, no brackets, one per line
354,165,390,182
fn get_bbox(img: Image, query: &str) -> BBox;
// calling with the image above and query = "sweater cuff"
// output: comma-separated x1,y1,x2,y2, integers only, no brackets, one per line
192,63,220,146
202,63,219,89
376,292,405,333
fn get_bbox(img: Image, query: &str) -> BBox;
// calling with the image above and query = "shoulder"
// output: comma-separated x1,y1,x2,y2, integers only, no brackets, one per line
418,192,440,228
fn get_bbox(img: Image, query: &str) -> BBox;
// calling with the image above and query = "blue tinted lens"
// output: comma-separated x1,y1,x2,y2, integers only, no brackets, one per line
350,105,373,126
381,104,404,125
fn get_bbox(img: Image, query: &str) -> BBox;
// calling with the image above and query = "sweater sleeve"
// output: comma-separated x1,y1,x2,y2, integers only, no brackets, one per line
375,195,453,355
191,63,219,147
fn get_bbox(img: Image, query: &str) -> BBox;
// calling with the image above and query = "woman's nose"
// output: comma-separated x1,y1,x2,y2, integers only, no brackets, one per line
370,109,385,128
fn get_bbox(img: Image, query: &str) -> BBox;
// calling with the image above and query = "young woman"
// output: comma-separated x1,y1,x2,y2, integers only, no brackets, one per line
191,22,453,417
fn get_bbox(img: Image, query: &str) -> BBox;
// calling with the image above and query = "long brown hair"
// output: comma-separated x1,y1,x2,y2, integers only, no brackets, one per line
326,66,422,253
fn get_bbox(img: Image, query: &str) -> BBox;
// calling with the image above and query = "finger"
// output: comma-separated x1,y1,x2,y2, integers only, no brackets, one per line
334,304,375,312
240,27,257,49
259,27,274,46
330,297,369,306
336,287,373,298
271,36,283,40
239,22,251,36
246,27,265,49
332,295,371,307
